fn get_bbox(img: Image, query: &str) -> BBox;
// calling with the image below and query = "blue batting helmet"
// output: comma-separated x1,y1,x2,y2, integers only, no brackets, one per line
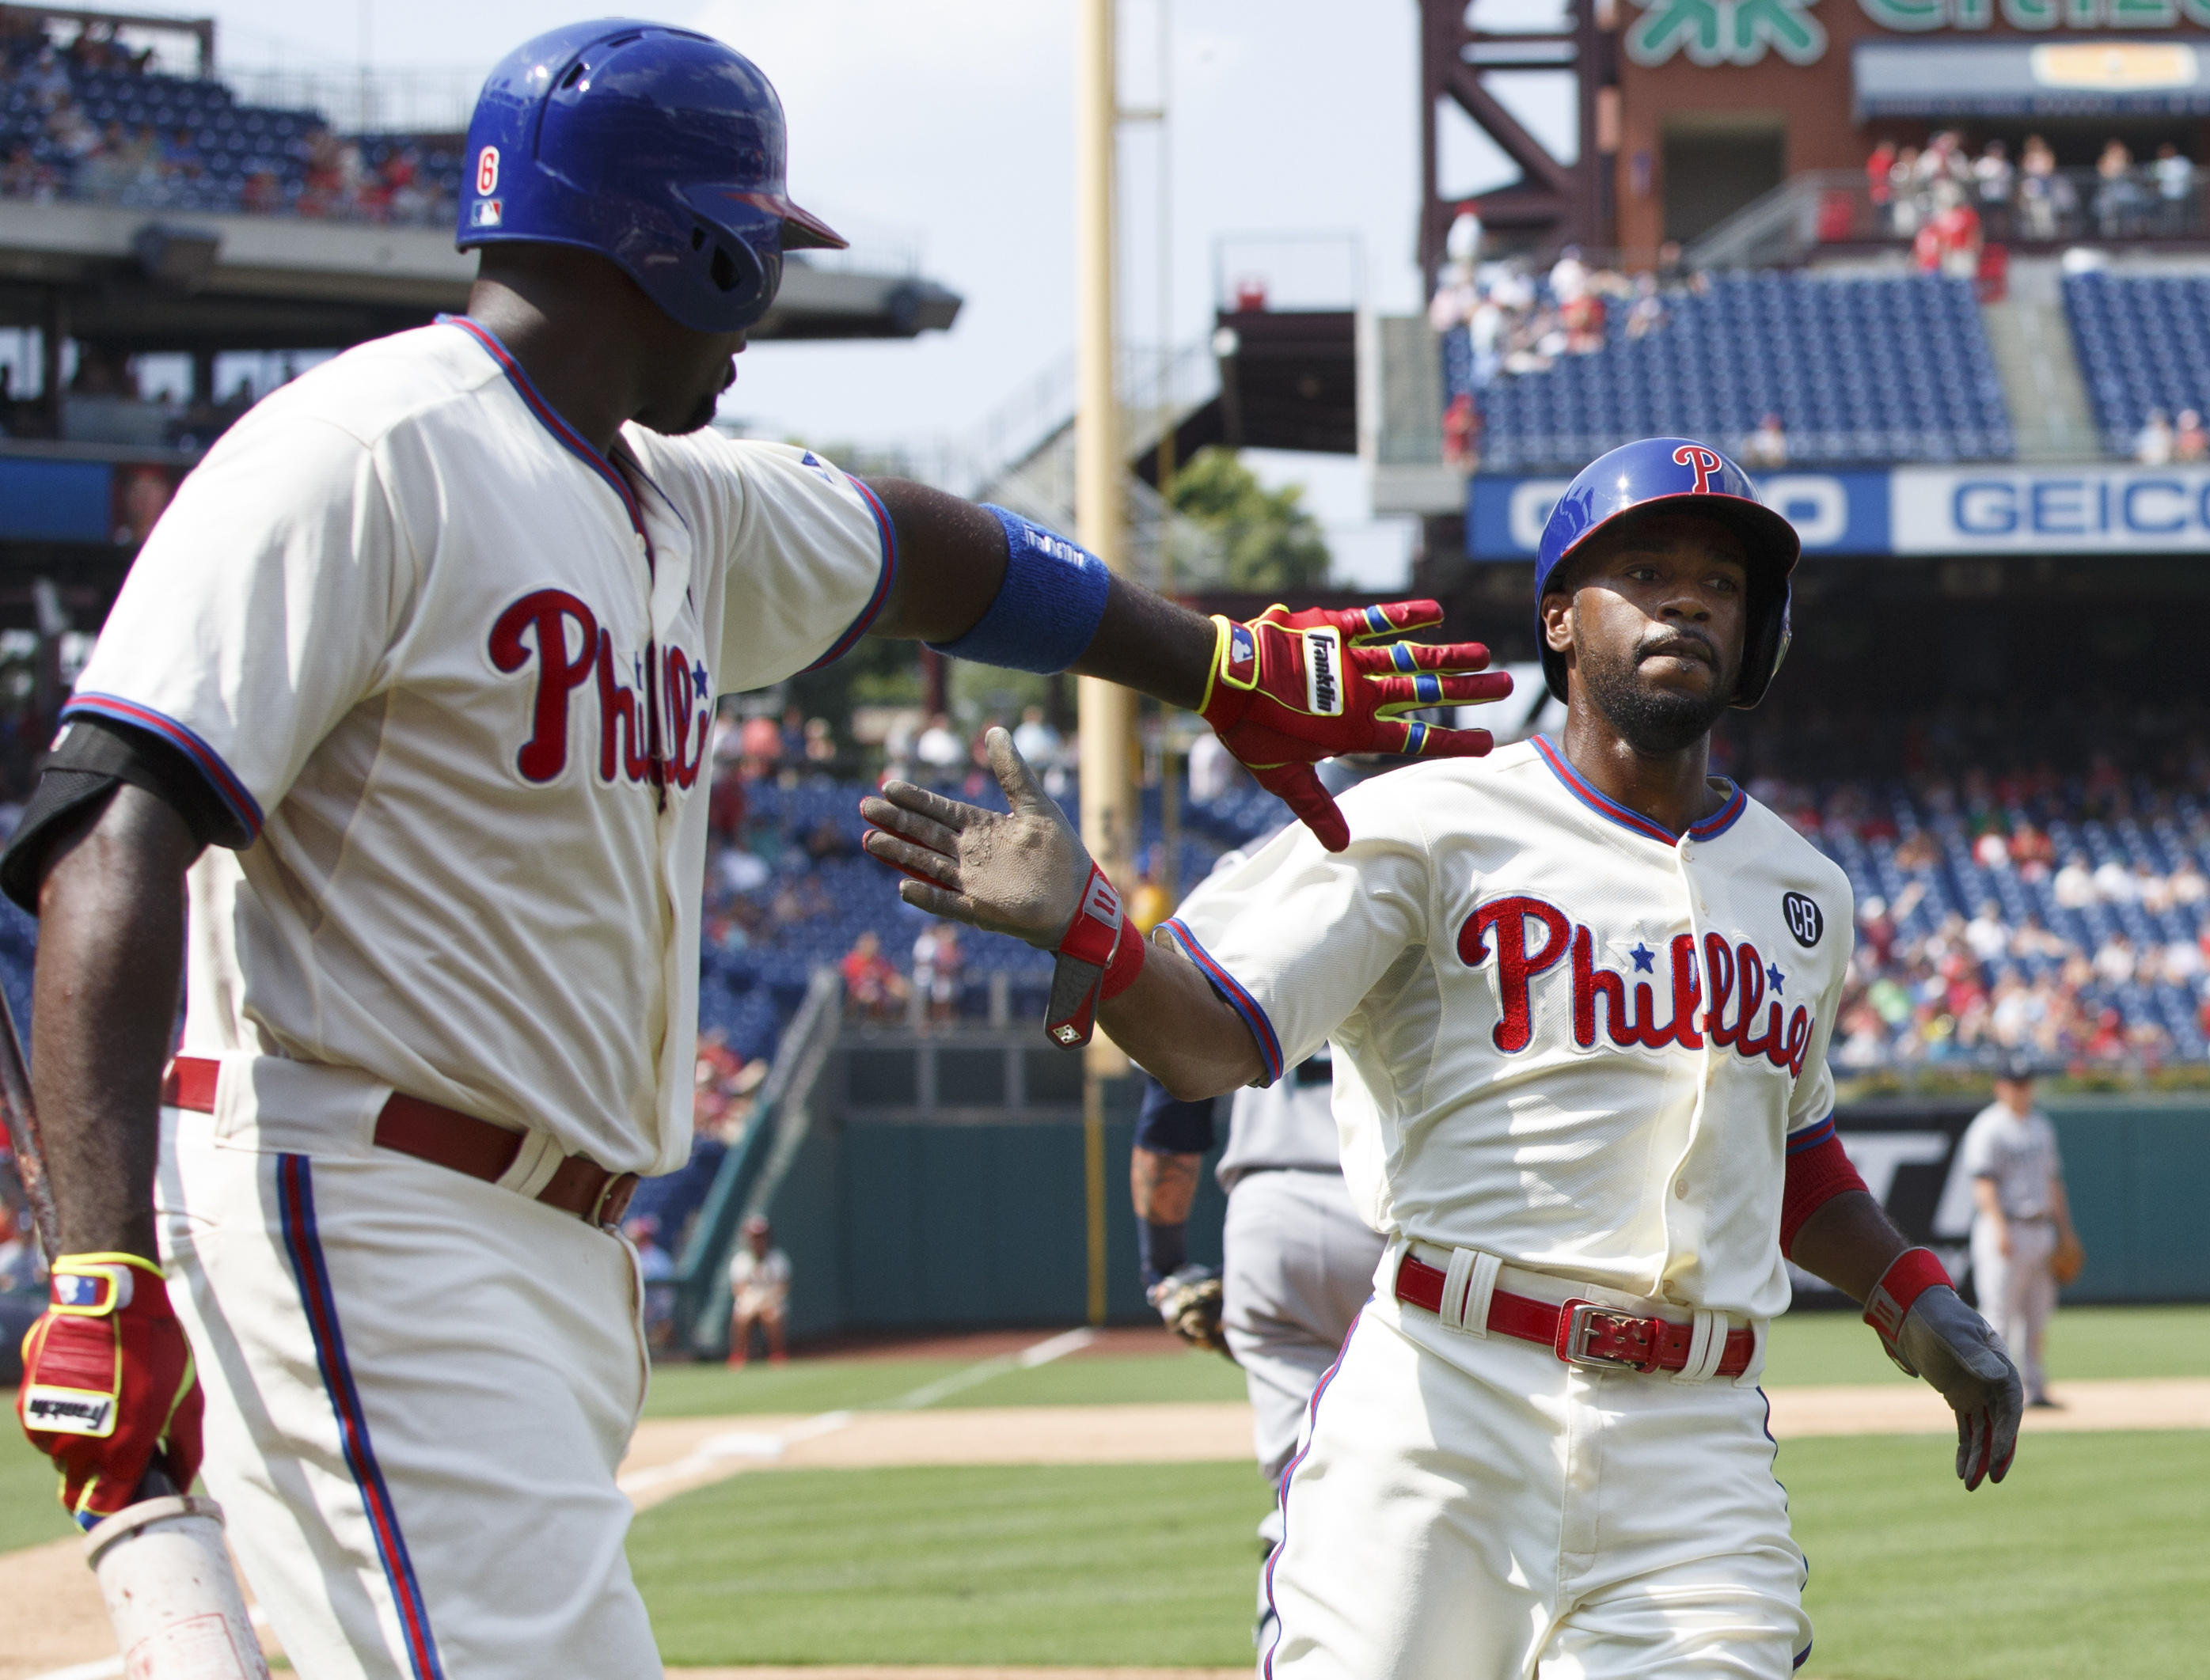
457,21,845,335
1533,436,1800,710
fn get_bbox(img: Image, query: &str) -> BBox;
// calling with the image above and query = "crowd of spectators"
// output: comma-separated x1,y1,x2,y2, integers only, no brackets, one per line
0,16,458,224
2130,405,2210,465
1426,208,1695,470
1714,696,2210,1071
1866,131,2198,256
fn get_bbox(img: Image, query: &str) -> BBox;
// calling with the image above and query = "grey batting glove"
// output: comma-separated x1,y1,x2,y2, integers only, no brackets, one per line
859,727,1096,949
1895,1286,2025,1492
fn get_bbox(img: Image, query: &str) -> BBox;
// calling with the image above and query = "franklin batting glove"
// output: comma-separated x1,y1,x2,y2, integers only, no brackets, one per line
1199,601,1514,851
18,1253,204,1526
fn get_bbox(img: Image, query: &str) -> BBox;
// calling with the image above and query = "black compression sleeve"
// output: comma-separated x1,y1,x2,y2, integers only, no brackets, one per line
0,716,237,912
1133,1076,1219,1155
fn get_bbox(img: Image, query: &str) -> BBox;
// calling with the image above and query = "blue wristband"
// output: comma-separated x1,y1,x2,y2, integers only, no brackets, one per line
926,505,1111,673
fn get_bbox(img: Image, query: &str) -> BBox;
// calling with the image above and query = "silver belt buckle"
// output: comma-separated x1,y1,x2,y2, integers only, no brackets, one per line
1556,1299,1663,1373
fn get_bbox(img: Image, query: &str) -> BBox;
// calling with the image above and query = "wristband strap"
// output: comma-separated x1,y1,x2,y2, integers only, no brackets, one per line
1099,918,1147,1000
925,506,1111,674
1863,1246,1951,1356
1044,863,1126,1049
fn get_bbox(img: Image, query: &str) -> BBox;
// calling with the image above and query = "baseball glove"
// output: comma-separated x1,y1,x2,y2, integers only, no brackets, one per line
2052,1231,2087,1287
1149,1265,1232,1359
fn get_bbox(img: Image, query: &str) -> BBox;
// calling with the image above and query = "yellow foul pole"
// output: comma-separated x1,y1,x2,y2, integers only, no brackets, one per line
1077,0,1132,1327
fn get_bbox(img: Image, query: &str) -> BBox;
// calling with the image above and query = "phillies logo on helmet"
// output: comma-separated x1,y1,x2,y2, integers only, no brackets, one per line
477,145,500,196
1672,444,1723,494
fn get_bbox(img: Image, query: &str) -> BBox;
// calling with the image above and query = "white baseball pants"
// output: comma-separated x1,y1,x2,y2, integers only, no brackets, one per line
1970,1216,2057,1403
155,1108,661,1680
1266,1275,1811,1680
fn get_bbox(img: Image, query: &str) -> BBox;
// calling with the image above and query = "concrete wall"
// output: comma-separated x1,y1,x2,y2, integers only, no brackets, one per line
761,1068,2208,1339
768,1077,1229,1340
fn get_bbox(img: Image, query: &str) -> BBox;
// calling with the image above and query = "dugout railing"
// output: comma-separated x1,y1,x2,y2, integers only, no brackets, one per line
669,965,843,1358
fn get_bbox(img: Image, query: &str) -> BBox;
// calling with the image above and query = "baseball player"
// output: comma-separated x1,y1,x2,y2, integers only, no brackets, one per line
861,436,2026,1679
4,22,1509,1680
1135,1053,1384,1655
1132,784,1388,1652
1961,1057,2077,1408
727,1212,792,1367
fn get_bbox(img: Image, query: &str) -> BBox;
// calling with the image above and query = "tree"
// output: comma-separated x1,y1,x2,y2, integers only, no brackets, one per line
1164,447,1331,594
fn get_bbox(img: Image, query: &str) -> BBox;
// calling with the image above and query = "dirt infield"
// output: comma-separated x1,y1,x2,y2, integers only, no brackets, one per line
7,1379,2204,1680
613,1376,2210,1511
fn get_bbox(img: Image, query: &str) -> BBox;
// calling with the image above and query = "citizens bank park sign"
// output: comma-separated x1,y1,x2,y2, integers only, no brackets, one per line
1626,0,2210,68
1470,464,2210,556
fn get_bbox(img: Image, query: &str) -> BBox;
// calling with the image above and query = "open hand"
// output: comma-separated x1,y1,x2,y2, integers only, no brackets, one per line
859,728,1091,949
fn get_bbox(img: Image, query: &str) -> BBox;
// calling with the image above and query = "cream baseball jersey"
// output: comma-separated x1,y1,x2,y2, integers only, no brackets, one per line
1165,737,1854,1319
66,319,893,1174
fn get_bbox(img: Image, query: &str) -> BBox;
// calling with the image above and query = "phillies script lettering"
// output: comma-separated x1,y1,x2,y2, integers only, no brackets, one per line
488,589,712,789
1456,895,1813,1076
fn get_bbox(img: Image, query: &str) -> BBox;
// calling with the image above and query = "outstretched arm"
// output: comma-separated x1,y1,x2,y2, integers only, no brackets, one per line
858,478,1513,851
861,480,1214,708
1104,939,1266,1099
858,725,1265,1097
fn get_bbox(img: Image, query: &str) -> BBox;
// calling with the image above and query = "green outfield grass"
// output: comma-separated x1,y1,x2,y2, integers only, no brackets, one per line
1760,1302,2210,1388
641,1344,1249,1420
1791,1431,2209,1678
627,1432,2208,1675
630,1460,1274,1667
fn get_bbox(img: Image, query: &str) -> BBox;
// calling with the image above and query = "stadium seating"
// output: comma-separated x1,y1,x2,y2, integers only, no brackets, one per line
2062,270,2210,456
0,749,2197,1119
0,40,464,220
1464,272,2014,472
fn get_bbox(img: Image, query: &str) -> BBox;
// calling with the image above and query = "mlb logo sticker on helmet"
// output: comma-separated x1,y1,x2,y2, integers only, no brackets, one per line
477,145,499,196
469,200,503,228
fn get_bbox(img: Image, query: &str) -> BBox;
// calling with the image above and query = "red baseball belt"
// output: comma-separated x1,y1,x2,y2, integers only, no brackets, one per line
161,1055,638,1231
1395,1252,1755,1377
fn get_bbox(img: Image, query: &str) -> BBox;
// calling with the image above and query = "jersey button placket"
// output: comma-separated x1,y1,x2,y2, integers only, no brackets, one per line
1658,839,1711,1290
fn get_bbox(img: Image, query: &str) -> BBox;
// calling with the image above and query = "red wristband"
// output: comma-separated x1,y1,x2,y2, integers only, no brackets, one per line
1099,917,1148,1000
1043,863,1131,1049
1863,1246,1951,1353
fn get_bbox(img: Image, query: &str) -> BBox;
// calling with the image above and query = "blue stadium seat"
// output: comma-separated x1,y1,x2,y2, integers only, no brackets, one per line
1469,272,2011,472
2064,270,2210,454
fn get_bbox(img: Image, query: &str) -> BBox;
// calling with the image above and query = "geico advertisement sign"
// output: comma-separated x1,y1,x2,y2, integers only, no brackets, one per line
1471,471,1890,559
1893,465,2210,553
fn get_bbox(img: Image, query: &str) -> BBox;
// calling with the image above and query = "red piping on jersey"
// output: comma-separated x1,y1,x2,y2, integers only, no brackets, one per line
62,692,264,840
801,472,900,672
1164,915,1285,1084
1531,734,1747,844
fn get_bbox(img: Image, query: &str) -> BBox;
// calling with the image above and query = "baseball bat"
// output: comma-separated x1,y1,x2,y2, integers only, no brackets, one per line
0,981,270,1679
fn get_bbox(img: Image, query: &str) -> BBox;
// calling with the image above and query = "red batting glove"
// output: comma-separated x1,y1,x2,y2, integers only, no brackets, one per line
1199,601,1514,851
17,1253,204,1526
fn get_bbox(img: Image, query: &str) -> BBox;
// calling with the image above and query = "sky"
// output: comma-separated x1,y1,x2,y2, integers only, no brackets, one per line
136,2,1551,586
